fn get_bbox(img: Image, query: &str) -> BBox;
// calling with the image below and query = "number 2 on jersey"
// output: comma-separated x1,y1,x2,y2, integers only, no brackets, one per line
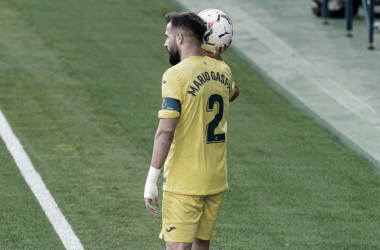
206,94,225,144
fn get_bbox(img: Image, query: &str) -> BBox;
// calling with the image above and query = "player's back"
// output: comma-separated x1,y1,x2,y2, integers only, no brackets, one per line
160,56,234,195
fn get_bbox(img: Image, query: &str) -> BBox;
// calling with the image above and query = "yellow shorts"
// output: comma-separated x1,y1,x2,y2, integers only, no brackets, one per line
159,190,225,243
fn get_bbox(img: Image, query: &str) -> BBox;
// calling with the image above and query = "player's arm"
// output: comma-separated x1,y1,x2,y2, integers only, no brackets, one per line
144,117,178,216
203,41,240,102
151,117,178,169
229,81,239,102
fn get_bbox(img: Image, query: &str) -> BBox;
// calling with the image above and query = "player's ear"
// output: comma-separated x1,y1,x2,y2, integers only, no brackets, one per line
176,33,184,45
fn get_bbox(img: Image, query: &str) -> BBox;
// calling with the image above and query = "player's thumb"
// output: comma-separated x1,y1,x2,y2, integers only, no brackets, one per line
154,196,160,207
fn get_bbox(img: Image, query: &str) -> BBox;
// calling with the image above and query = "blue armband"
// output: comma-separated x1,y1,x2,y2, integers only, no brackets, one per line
161,98,181,113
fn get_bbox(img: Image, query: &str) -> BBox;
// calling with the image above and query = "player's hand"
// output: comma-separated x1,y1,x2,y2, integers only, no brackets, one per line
144,197,160,216
144,183,160,216
202,40,232,61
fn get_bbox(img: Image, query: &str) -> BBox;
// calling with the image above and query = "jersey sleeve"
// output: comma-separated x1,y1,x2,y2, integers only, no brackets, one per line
158,71,182,119
159,98,181,118
229,79,235,99
224,64,235,99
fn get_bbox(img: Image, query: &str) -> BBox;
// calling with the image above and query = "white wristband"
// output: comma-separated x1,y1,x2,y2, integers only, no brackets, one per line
145,166,161,184
144,166,161,199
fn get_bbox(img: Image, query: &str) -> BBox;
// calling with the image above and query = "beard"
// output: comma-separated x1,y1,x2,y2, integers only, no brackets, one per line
168,43,181,66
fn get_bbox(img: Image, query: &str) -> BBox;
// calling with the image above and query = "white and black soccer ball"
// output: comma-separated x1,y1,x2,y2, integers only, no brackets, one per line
198,9,233,51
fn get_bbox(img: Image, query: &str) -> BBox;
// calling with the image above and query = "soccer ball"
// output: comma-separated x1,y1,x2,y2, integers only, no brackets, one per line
198,9,233,51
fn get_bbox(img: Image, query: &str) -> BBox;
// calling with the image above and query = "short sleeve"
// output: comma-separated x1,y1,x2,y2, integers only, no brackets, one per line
229,79,235,99
158,71,182,118
223,63,234,99
161,72,182,101
158,98,181,118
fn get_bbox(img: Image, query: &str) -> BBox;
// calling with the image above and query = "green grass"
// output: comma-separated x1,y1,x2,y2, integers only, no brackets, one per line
0,0,380,249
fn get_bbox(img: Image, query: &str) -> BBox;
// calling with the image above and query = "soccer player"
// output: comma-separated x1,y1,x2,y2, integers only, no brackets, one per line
144,12,239,250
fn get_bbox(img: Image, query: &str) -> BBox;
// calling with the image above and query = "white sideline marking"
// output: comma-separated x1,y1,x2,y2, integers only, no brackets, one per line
0,109,84,250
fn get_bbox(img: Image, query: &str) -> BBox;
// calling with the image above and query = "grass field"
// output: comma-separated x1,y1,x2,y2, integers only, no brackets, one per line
1,0,380,249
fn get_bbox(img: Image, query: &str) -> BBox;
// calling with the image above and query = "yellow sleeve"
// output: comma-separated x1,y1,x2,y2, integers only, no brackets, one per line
229,80,235,99
224,64,234,99
218,61,235,99
158,70,182,118
158,110,180,118
161,71,182,101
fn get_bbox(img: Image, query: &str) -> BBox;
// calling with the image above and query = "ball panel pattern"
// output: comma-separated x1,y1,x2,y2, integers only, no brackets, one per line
198,9,233,51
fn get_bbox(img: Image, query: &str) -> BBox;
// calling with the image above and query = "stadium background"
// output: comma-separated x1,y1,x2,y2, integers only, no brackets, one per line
0,0,379,249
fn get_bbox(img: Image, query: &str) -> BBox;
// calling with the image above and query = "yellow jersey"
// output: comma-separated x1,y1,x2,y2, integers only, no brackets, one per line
158,56,235,195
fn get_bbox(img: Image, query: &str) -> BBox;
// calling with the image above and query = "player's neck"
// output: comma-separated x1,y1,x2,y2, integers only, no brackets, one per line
180,46,204,61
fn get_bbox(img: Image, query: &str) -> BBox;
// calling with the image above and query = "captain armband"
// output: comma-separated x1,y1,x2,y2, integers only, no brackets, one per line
158,98,181,118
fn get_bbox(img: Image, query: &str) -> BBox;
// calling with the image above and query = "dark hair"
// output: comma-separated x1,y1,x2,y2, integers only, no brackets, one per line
165,12,205,43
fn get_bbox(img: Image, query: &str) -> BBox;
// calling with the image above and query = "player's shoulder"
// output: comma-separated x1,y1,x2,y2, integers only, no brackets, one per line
163,65,176,76
216,58,230,69
162,63,190,88
163,60,194,84
210,57,232,76
163,62,186,77
205,56,230,68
